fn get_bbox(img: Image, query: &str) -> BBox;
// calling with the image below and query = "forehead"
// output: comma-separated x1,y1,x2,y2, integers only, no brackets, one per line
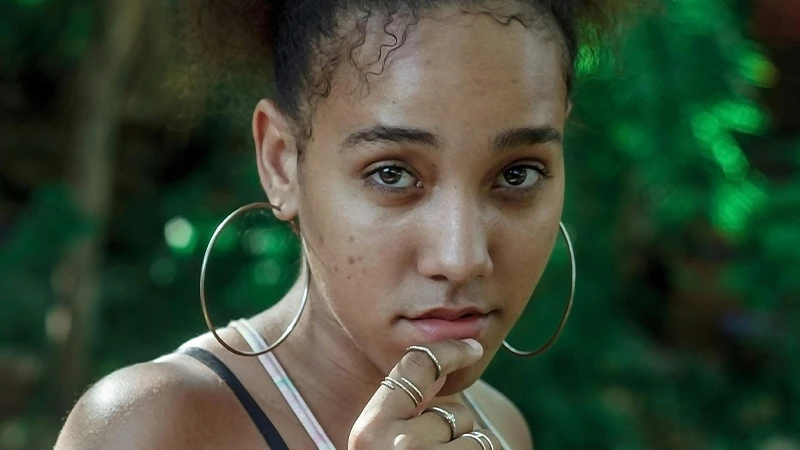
311,11,568,146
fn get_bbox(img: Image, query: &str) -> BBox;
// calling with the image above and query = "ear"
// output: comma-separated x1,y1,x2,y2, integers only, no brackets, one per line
253,99,299,222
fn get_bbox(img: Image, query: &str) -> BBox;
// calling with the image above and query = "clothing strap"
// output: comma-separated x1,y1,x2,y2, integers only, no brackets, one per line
230,319,336,450
462,390,514,450
179,346,290,450
229,318,507,449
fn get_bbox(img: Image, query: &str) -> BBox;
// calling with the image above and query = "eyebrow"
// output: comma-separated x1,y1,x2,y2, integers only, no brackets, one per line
341,125,441,149
491,126,562,153
340,124,561,152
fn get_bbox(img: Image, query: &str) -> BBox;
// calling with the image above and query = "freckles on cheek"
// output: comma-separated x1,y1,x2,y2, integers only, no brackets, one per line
336,251,367,282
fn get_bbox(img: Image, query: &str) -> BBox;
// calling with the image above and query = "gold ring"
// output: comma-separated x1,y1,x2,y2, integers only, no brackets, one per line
463,432,489,450
423,406,457,441
400,376,423,402
380,377,422,407
405,345,442,379
469,431,495,450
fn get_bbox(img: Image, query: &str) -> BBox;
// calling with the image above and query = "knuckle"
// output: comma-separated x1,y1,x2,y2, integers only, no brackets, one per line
400,350,434,376
458,409,475,429
348,420,378,450
449,402,471,416
393,433,424,450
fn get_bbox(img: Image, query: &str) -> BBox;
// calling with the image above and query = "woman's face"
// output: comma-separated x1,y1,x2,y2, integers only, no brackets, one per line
271,11,567,392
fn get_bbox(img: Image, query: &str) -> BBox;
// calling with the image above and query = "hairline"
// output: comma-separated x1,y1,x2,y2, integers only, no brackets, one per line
284,3,575,151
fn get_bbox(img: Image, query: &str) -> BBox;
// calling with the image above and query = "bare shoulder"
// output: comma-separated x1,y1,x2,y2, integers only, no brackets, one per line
54,353,262,450
468,379,534,450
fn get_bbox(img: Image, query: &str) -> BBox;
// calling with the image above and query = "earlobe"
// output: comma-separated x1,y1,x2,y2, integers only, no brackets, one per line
252,99,299,221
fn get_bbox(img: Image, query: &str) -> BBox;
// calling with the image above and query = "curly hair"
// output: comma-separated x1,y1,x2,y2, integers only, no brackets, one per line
181,0,630,141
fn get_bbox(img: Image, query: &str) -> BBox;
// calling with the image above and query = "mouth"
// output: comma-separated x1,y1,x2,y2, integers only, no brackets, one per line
402,307,492,342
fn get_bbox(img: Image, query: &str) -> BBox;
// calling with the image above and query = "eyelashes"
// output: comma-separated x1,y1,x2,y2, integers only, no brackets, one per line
494,164,550,190
362,161,552,198
366,165,419,189
491,163,553,200
363,163,421,195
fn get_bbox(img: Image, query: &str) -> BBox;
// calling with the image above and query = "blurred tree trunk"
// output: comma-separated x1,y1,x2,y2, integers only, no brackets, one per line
52,0,150,414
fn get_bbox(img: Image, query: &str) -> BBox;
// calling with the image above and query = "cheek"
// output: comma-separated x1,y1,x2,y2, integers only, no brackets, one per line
298,182,408,319
300,169,411,283
493,209,562,322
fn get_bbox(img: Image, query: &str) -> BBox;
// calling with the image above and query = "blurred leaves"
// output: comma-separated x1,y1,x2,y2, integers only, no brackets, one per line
1,0,799,449
0,185,90,348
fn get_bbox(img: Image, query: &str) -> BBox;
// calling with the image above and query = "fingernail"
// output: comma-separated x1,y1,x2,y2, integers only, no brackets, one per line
462,339,483,353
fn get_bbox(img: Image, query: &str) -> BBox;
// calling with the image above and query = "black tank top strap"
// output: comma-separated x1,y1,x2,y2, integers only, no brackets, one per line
179,347,290,450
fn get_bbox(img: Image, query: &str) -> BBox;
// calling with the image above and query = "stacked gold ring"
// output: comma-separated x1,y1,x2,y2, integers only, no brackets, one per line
464,431,495,450
381,376,423,407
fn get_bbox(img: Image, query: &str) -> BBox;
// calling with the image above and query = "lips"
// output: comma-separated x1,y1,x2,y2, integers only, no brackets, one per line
412,307,488,321
403,307,491,342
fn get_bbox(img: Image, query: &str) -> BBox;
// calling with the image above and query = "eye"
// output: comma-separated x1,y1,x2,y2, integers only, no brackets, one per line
495,165,543,189
367,165,418,189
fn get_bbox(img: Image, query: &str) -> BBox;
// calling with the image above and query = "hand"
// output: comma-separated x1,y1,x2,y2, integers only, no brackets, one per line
349,339,501,449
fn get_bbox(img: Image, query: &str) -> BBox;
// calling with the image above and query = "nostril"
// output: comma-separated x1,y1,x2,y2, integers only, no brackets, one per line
431,275,447,282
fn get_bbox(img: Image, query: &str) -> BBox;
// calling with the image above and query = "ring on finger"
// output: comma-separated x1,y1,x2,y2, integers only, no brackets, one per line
422,406,457,441
400,376,423,402
463,432,489,450
380,376,422,407
468,431,495,450
405,345,442,379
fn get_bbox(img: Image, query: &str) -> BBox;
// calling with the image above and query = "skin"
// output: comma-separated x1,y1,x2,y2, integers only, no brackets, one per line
56,7,568,450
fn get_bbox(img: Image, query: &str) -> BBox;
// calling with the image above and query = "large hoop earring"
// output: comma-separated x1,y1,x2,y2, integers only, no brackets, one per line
200,202,309,357
503,221,576,357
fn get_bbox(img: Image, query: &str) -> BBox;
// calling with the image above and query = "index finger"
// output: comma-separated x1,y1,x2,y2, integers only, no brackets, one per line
364,339,484,422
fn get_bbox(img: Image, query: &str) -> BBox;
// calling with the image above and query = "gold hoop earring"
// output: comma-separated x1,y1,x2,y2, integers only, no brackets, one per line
200,202,309,357
503,221,576,357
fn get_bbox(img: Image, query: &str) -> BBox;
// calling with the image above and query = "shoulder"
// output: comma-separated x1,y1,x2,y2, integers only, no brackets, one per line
54,352,262,450
468,379,534,450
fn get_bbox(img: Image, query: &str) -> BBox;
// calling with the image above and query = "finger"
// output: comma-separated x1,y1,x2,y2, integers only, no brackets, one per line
445,429,501,450
407,402,474,443
363,339,483,421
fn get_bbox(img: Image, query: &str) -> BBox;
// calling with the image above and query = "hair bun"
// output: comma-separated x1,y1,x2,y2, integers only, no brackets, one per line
576,0,653,27
192,0,285,58
170,0,288,120
572,0,653,51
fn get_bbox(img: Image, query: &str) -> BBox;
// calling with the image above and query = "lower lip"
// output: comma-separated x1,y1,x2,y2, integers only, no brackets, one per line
402,314,489,342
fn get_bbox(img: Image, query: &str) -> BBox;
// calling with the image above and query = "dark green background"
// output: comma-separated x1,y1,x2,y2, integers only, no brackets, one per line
1,0,798,448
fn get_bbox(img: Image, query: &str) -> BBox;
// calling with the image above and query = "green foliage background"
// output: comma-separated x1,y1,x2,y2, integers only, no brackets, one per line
1,0,798,448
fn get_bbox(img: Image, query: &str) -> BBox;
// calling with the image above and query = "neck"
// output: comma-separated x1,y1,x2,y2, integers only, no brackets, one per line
250,278,388,448
252,277,465,447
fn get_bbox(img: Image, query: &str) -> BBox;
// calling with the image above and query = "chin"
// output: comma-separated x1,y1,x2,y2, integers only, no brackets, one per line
437,365,483,396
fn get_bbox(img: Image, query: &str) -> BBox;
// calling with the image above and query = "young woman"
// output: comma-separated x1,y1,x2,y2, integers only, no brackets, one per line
56,1,620,448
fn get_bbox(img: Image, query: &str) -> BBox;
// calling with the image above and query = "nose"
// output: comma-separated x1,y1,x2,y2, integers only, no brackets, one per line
417,195,493,285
